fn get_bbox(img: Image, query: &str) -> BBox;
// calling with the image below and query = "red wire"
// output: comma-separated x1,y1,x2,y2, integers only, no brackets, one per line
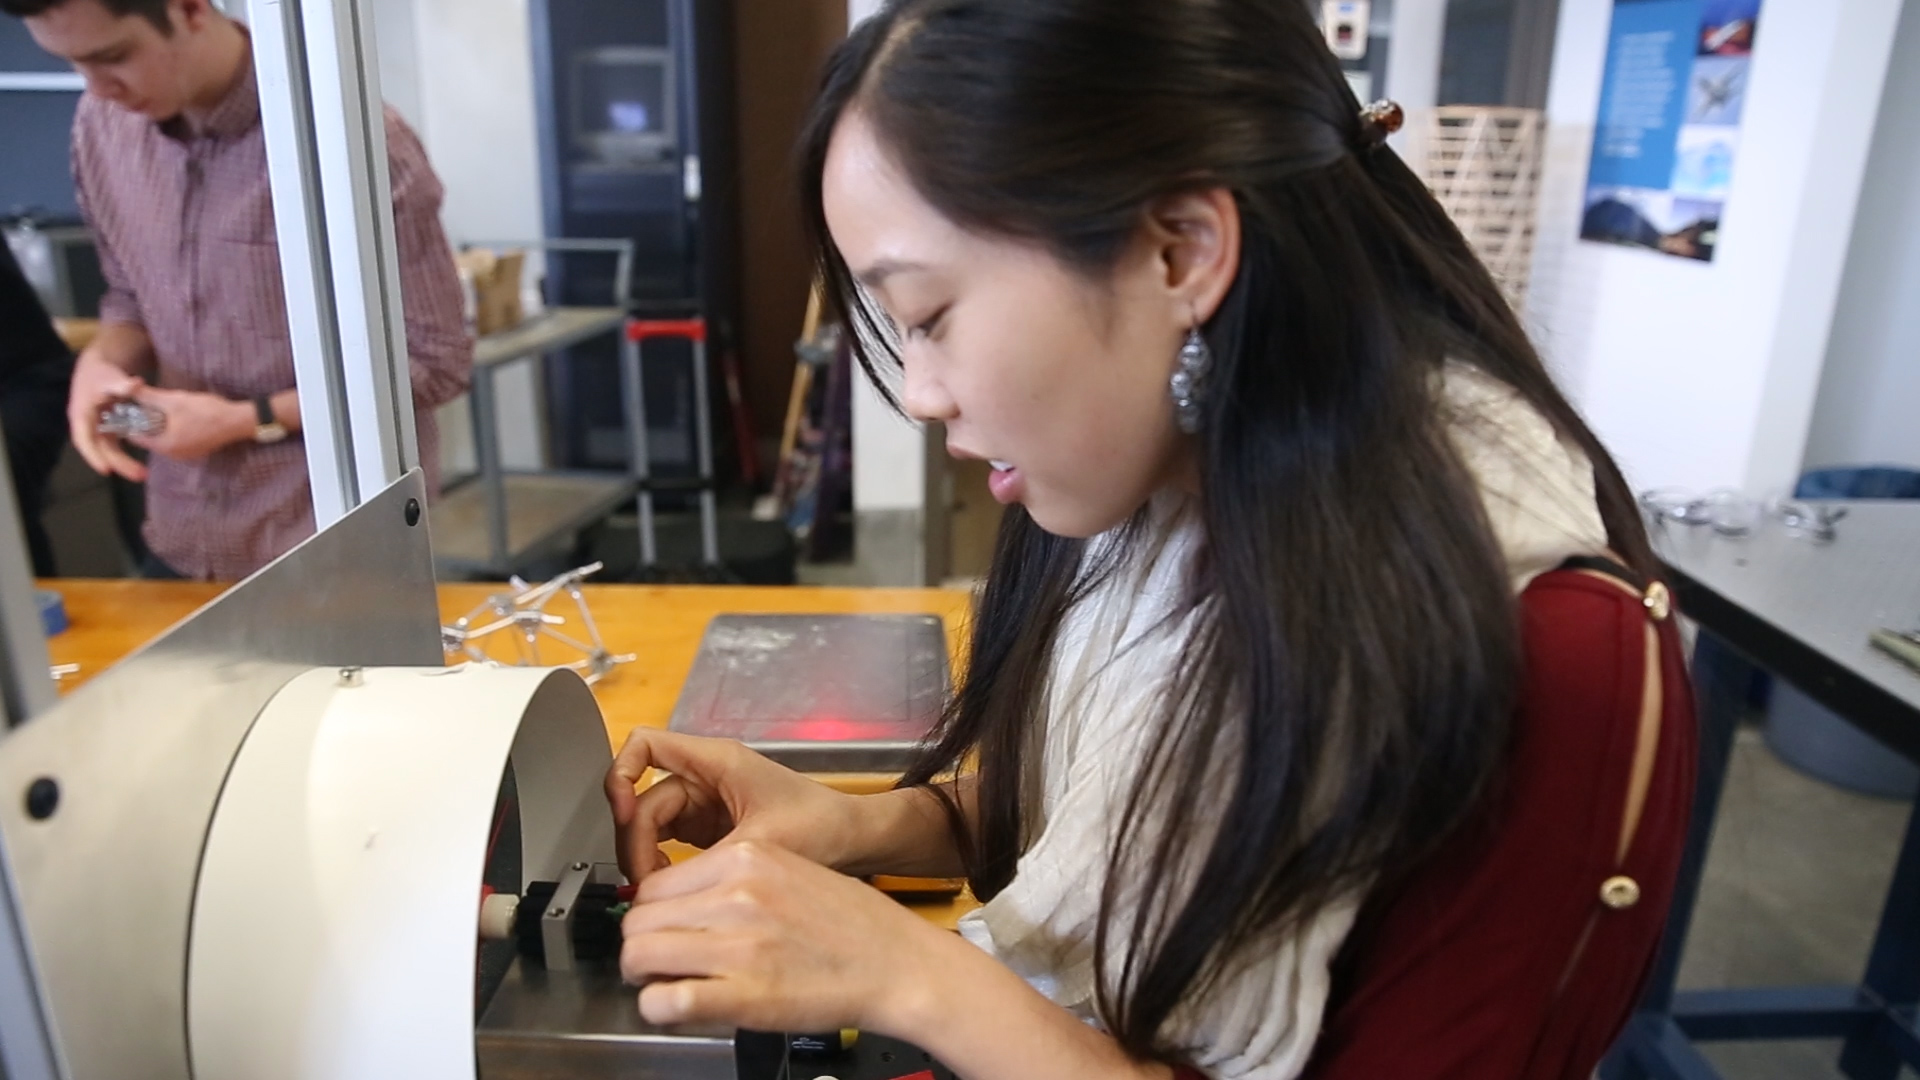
484,796,512,871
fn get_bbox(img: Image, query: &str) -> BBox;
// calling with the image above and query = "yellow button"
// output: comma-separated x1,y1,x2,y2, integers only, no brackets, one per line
1643,582,1672,622
1601,876,1642,910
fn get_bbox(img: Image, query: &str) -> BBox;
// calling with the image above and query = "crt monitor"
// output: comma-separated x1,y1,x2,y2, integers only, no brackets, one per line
571,46,678,164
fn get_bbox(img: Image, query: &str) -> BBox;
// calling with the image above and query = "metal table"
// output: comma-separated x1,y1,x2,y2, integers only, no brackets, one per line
434,238,650,577
434,306,638,575
1606,504,1920,1080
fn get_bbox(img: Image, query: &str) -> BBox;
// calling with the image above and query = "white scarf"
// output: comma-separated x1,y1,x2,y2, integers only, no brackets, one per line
957,364,1609,1079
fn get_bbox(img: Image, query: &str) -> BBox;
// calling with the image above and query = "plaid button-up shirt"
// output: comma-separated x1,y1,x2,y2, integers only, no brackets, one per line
72,48,471,581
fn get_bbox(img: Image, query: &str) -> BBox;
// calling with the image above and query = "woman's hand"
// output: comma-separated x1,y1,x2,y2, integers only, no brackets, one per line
620,840,1176,1080
604,728,864,884
619,839,953,1033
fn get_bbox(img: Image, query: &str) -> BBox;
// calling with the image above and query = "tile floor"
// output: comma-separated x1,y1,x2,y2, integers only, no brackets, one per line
1678,727,1915,1079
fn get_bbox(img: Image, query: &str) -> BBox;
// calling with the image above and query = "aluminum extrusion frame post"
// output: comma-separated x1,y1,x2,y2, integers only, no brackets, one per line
251,0,421,525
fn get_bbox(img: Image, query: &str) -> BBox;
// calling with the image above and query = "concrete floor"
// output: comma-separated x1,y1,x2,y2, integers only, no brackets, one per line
797,510,927,588
1677,726,1916,1079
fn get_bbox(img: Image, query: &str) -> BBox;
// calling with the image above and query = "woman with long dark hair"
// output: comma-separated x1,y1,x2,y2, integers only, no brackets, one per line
605,2,1688,1077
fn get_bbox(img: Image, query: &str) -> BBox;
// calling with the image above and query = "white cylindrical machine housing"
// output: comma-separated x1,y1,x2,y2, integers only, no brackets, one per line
186,665,616,1080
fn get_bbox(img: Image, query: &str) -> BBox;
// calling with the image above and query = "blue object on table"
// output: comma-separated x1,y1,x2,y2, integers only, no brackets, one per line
37,590,66,637
1764,466,1920,798
1795,466,1920,501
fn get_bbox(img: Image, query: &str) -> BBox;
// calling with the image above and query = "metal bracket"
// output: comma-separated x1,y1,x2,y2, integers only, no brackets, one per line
251,0,421,524
0,435,53,726
541,862,594,973
0,472,441,1080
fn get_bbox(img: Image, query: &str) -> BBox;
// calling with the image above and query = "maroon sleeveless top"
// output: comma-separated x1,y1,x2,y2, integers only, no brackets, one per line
1177,563,1696,1079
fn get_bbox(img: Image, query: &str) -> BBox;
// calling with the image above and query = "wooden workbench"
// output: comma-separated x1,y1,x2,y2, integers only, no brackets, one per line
43,579,973,729
40,578,979,923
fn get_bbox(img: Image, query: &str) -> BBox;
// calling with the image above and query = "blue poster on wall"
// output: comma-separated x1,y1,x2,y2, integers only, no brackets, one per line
1580,0,1762,262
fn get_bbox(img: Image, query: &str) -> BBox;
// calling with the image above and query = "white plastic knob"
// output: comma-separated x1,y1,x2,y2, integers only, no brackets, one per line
479,893,521,942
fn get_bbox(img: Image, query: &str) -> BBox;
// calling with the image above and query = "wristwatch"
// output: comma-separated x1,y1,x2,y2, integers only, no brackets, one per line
252,395,289,444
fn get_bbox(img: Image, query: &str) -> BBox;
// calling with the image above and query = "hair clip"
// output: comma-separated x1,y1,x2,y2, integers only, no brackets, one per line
1359,99,1405,145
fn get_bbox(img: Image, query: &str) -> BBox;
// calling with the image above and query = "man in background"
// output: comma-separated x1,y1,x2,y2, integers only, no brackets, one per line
2,0,472,580
0,240,76,576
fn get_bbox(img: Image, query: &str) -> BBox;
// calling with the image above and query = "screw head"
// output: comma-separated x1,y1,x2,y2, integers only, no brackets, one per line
548,907,566,918
404,499,422,527
572,861,589,872
24,778,58,821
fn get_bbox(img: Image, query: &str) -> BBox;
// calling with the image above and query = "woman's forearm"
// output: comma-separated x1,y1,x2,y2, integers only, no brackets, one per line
836,776,977,878
878,925,1173,1080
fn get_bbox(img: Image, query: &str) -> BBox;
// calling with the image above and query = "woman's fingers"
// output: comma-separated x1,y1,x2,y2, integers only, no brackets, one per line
618,774,691,881
606,730,749,881
604,728,672,824
620,928,735,985
639,975,753,1027
620,872,769,938
634,838,787,905
617,839,928,1034
608,728,743,798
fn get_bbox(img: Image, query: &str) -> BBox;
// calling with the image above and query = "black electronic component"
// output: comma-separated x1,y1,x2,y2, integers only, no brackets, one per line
529,0,739,475
767,1031,958,1080
788,1029,855,1061
514,880,628,966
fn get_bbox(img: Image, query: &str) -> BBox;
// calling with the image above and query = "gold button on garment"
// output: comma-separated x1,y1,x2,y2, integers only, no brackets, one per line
1601,876,1642,910
1643,582,1672,622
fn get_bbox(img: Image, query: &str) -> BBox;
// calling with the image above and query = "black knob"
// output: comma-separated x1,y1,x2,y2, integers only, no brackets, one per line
24,778,58,821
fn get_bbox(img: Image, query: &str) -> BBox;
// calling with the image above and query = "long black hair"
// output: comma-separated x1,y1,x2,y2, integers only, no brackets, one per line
799,0,1658,1061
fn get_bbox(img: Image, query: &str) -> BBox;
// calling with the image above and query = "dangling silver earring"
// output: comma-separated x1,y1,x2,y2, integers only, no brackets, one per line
1170,326,1212,434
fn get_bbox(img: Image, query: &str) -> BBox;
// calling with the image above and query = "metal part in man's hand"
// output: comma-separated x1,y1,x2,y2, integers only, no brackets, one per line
97,400,168,438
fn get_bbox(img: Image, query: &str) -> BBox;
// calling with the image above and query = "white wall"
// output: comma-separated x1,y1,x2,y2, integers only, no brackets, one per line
1386,0,1449,104
370,0,549,475
368,0,424,134
846,0,927,512
1801,0,1920,472
409,0,543,253
1525,0,1905,496
413,0,548,474
1383,0,1449,157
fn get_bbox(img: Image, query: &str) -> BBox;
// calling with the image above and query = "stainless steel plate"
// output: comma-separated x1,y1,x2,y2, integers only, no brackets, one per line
477,957,746,1080
666,614,949,772
0,473,443,1080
